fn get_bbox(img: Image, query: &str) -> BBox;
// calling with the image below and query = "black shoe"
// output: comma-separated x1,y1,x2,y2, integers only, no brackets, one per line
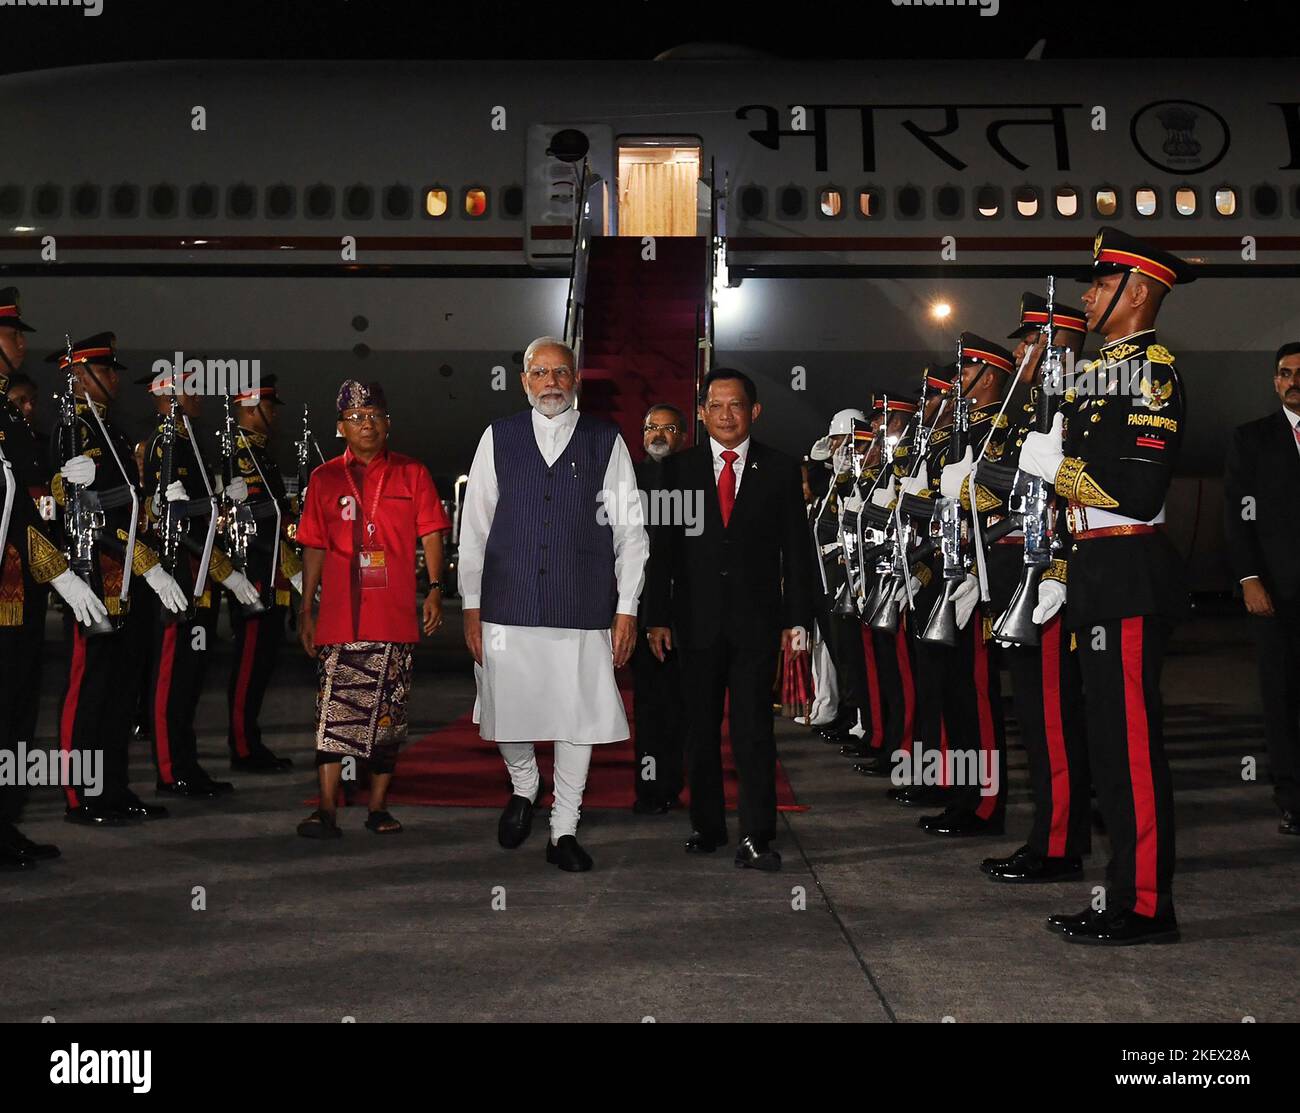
64,804,128,827
839,743,871,758
1046,905,1106,936
546,834,593,872
981,844,1082,882
1056,908,1180,946
1280,810,1299,836
734,836,781,871
498,780,545,849
0,822,60,860
919,808,1004,837
230,748,294,773
632,797,676,816
887,785,950,808
190,768,235,795
853,754,893,778
685,830,727,854
0,842,38,871
115,793,169,821
156,778,223,800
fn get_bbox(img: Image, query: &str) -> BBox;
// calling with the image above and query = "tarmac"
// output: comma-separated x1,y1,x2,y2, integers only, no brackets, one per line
2,597,1297,1023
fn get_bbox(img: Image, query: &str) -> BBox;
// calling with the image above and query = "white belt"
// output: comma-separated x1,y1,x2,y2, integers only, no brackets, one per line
1066,502,1165,536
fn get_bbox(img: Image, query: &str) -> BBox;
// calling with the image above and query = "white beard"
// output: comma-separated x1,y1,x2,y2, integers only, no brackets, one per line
527,384,575,417
645,441,671,461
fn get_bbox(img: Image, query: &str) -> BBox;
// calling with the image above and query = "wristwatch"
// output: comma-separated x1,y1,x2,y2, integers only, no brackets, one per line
428,580,443,592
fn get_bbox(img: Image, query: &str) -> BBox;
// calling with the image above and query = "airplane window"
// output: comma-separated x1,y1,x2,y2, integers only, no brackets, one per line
188,183,218,218
740,185,764,219
1174,188,1197,217
1214,187,1237,216
424,188,449,218
72,183,100,218
819,188,842,217
936,185,961,218
1014,186,1040,217
267,183,295,218
857,188,882,218
779,186,805,218
306,184,335,219
110,184,139,218
1252,184,1279,217
345,185,373,219
1053,186,1078,217
897,185,923,219
149,184,177,218
501,185,524,219
228,183,256,218
383,184,412,219
0,185,21,217
464,188,488,218
1134,188,1158,217
975,185,1000,218
1093,188,1118,218
33,183,61,218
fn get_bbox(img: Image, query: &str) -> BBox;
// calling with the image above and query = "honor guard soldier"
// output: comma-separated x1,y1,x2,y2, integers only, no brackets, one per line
140,368,263,798
222,375,300,773
49,334,188,826
1017,228,1195,944
972,293,1092,882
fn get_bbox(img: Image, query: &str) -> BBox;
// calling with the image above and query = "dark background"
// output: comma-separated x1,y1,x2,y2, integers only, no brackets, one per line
1,0,1294,71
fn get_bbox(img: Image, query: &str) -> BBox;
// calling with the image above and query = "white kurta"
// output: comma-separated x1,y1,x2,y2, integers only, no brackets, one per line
458,405,649,745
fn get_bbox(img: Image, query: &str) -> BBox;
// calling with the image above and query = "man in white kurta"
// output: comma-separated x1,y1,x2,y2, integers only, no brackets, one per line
458,337,648,872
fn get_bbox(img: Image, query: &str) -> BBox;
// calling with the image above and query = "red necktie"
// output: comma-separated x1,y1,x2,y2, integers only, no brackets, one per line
718,449,739,526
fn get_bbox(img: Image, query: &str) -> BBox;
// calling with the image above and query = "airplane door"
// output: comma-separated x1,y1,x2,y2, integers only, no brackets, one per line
525,123,613,270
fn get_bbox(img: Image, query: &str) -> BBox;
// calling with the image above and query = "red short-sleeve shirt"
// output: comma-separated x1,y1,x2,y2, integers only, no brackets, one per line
296,447,450,645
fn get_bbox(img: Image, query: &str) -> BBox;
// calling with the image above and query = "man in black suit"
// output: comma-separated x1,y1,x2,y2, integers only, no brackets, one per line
1224,342,1300,836
631,403,687,814
644,368,815,870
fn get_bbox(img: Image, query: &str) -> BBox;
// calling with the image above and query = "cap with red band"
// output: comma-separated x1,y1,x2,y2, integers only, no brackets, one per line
959,333,1015,375
1088,226,1196,289
1008,291,1088,339
45,332,127,371
0,287,35,333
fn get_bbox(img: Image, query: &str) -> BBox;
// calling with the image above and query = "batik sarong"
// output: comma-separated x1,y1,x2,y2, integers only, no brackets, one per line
315,641,414,769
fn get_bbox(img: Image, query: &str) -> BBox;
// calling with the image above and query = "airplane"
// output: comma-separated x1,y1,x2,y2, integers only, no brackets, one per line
3,48,1298,590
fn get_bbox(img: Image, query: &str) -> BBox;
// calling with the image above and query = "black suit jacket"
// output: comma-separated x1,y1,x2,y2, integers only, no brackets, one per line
1224,409,1300,602
643,439,815,650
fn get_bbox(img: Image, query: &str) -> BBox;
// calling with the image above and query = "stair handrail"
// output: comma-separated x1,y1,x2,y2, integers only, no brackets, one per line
694,159,721,444
563,159,594,357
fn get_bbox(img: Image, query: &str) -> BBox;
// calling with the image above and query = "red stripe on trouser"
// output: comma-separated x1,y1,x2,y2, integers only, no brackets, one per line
231,615,259,758
972,617,998,819
895,621,915,747
154,624,178,784
938,719,949,786
1121,617,1159,918
58,625,86,808
1040,616,1071,857
861,625,883,749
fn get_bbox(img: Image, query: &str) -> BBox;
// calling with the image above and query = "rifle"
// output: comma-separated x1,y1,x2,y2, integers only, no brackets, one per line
218,396,269,614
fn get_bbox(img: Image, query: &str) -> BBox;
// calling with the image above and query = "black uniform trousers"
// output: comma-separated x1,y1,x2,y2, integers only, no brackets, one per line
680,633,780,843
944,607,1007,824
0,590,47,822
1251,597,1300,813
58,603,150,809
1076,615,1175,919
824,609,870,729
148,592,220,784
909,577,960,784
1003,615,1091,858
226,600,287,760
871,622,914,756
631,632,685,806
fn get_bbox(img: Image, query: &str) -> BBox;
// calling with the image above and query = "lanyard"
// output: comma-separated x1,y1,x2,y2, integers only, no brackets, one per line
342,455,387,546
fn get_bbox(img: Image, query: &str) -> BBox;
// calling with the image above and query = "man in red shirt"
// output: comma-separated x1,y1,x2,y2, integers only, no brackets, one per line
295,380,449,838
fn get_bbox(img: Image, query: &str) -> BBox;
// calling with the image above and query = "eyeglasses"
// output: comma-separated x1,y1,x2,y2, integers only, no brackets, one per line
643,422,680,435
341,411,388,426
525,366,575,382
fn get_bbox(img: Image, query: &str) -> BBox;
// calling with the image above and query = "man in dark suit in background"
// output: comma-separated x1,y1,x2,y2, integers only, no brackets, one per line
631,403,687,815
1224,342,1300,837
645,368,815,870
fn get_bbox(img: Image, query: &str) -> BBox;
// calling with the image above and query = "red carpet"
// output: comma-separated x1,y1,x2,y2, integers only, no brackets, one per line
373,689,807,812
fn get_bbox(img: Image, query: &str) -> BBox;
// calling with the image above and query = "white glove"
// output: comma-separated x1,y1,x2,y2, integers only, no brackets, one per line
939,447,974,501
221,568,262,606
225,476,249,503
900,462,929,496
869,474,896,509
51,569,108,628
143,564,188,614
831,444,852,476
59,455,96,486
892,575,922,605
290,571,303,596
1019,412,1065,485
953,573,981,630
809,435,833,462
165,480,188,503
1031,578,1067,625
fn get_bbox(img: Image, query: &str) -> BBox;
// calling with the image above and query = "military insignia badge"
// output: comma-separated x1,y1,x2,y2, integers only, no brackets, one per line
1106,342,1140,362
1138,376,1174,411
1146,344,1175,364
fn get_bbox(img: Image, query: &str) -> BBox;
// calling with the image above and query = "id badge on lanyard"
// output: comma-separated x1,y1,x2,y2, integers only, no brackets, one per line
346,462,388,590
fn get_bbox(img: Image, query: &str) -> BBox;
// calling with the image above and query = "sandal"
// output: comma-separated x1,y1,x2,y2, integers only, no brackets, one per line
365,809,403,835
297,809,342,839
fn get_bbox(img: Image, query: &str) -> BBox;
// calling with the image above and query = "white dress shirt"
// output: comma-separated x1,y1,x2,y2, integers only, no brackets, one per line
458,404,649,744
